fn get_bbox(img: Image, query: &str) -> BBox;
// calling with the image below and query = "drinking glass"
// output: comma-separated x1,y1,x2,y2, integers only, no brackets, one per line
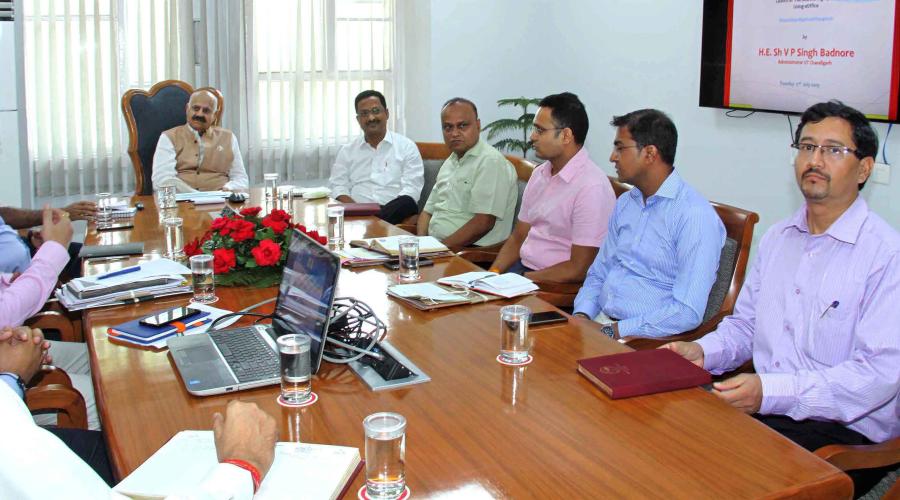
327,205,345,247
163,217,185,259
277,184,296,217
276,334,312,404
189,254,216,303
499,305,532,364
264,173,279,206
156,184,177,210
398,237,419,282
95,192,112,227
363,412,407,499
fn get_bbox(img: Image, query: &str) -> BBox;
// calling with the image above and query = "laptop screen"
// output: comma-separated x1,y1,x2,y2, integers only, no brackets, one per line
272,229,341,373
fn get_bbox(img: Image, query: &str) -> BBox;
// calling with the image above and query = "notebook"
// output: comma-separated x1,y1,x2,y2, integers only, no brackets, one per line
350,235,450,257
577,349,711,399
113,430,362,500
167,230,341,396
107,310,211,346
437,271,539,298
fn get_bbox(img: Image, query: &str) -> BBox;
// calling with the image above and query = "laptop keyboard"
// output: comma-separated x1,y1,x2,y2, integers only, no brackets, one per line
209,327,280,383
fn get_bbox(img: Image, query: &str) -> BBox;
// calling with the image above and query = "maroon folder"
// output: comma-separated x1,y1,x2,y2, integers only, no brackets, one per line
577,348,711,399
331,203,381,216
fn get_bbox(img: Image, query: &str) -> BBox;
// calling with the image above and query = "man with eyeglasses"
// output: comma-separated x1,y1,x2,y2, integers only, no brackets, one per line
328,90,424,224
417,97,517,249
664,101,899,497
572,109,725,340
489,92,615,282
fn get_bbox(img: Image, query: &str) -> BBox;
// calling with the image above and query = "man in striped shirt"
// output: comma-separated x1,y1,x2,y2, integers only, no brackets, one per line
572,109,725,339
665,101,899,497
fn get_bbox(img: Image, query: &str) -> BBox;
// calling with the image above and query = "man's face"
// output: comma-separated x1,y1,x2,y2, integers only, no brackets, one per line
441,103,481,157
530,107,564,160
794,117,872,204
356,96,389,138
609,127,646,184
186,92,216,134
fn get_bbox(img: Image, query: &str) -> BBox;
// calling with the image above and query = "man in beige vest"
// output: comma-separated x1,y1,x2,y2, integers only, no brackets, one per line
152,89,249,193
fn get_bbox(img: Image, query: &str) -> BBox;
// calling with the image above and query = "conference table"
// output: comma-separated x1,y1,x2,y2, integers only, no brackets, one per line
80,191,852,499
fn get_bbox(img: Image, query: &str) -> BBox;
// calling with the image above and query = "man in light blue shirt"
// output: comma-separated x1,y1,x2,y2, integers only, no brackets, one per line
573,109,725,339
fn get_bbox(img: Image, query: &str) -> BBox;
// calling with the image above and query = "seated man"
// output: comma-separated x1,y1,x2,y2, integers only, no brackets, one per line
329,90,424,224
0,207,99,430
0,202,97,279
665,101,899,498
490,92,615,281
0,327,277,498
573,109,725,339
152,89,249,193
417,98,517,250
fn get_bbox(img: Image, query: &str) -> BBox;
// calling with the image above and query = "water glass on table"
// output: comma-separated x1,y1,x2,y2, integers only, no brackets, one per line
189,254,216,304
95,193,113,228
363,412,407,499
263,173,279,207
156,184,177,210
327,205,345,247
397,237,419,282
499,305,532,364
163,216,185,259
277,184,295,217
276,334,313,405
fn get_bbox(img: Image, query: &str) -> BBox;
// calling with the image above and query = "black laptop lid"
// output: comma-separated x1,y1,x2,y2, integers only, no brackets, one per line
272,229,341,374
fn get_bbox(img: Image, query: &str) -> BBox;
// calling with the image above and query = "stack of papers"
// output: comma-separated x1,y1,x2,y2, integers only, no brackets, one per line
175,191,230,204
350,235,451,257
56,259,192,311
388,283,473,304
294,186,331,199
114,431,362,500
334,247,393,267
107,303,241,349
438,271,539,298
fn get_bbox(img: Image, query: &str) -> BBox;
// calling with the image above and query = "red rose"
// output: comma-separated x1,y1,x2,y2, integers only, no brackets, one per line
240,206,262,217
183,238,203,257
268,209,291,222
251,239,282,266
262,216,289,234
307,230,319,239
213,248,236,274
210,216,229,234
294,224,306,232
228,219,257,242
317,235,327,245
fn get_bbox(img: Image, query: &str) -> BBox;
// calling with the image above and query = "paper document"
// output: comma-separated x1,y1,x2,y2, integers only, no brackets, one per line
388,283,472,303
438,272,538,298
175,191,231,202
114,430,361,500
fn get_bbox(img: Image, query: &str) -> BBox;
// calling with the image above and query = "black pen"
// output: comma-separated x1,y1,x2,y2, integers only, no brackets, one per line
820,300,840,318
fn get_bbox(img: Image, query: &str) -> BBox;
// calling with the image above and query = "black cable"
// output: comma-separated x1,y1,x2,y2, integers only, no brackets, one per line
787,115,794,143
209,312,273,330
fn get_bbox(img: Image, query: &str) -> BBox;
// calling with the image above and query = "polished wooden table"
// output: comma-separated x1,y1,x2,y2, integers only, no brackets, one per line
81,193,852,499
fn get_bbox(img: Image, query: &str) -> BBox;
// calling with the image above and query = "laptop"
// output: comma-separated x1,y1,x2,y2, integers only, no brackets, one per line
167,230,341,396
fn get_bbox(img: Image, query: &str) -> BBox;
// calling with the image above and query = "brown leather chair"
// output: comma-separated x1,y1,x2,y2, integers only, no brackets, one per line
27,367,88,429
121,80,224,195
814,439,900,499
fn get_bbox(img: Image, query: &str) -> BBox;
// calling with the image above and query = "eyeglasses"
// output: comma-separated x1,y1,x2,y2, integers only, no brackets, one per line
357,107,384,118
791,142,859,162
612,144,642,155
531,125,563,136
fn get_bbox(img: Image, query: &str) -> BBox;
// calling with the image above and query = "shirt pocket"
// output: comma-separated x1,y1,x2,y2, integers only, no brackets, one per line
803,289,857,365
369,150,402,187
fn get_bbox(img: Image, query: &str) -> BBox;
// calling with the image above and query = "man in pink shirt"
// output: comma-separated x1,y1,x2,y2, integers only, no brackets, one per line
491,92,615,283
0,206,98,430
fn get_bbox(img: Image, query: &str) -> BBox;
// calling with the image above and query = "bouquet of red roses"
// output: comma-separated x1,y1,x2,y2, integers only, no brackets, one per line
183,206,327,287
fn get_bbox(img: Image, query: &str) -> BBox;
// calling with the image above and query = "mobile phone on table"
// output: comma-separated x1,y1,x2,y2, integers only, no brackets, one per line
139,306,201,327
382,258,434,271
96,221,135,231
529,311,568,326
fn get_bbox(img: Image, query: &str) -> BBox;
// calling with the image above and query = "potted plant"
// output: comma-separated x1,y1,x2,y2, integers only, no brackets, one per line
480,97,541,158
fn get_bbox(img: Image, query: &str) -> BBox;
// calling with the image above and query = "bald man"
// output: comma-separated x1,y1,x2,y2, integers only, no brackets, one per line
152,89,249,193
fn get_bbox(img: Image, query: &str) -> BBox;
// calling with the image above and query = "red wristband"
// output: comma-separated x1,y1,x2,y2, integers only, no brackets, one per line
222,459,261,493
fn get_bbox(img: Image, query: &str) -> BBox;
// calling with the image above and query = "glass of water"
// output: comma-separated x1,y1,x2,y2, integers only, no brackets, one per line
189,254,216,304
276,334,312,405
327,205,345,247
278,184,295,217
156,184,177,210
163,217,185,259
95,192,112,227
499,305,532,364
363,412,407,499
264,173,279,207
398,237,419,282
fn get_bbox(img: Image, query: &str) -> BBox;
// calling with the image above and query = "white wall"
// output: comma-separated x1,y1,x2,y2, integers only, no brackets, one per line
405,0,900,247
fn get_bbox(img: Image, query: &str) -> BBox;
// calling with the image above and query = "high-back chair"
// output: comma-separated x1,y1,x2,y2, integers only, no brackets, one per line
121,80,224,195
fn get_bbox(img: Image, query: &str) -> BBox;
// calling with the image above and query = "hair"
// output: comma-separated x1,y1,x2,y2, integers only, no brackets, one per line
354,90,387,111
610,109,678,166
189,90,218,113
795,100,877,190
441,97,478,118
538,92,589,145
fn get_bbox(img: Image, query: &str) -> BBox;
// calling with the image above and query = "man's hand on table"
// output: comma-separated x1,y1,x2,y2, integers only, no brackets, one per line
213,400,279,481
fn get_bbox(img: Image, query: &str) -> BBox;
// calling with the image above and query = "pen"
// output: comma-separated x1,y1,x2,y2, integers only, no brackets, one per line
97,266,141,280
820,300,840,318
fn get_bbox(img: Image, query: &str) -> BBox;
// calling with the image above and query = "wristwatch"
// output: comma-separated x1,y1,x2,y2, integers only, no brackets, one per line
600,324,616,339
0,372,27,399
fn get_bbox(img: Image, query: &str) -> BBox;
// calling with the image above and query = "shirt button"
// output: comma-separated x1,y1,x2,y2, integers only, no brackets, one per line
794,288,800,295
775,361,781,368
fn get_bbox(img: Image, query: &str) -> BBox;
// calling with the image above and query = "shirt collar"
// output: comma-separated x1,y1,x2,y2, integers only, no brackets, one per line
359,131,393,150
629,169,682,201
454,139,485,162
786,195,868,244
540,147,590,183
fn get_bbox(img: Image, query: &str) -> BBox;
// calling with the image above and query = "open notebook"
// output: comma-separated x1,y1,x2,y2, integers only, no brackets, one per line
349,235,451,257
113,431,362,500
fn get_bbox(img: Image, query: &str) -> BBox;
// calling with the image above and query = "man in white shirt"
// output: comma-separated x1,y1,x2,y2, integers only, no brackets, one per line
0,326,278,499
152,89,250,193
328,90,425,224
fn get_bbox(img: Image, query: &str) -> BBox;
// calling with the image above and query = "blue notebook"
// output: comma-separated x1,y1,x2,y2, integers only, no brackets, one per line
108,311,211,345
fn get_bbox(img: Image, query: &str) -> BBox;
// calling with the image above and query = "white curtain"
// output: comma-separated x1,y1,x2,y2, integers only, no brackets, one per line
23,0,188,198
